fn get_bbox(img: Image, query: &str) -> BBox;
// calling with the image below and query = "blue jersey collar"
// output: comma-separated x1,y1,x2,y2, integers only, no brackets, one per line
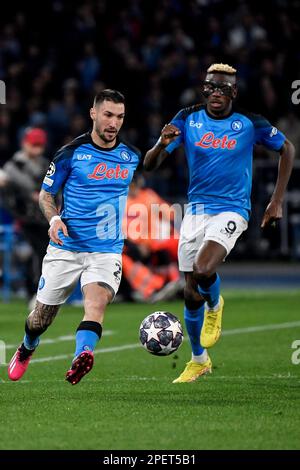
88,131,120,151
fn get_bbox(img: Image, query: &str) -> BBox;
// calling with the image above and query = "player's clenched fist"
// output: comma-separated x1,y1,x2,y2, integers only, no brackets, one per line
48,218,69,246
158,124,181,147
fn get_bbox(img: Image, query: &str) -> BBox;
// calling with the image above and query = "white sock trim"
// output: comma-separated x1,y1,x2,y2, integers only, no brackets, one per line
206,298,220,312
192,350,208,364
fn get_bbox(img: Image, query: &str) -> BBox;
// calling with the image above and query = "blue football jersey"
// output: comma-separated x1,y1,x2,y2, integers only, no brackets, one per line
42,132,141,253
166,105,286,220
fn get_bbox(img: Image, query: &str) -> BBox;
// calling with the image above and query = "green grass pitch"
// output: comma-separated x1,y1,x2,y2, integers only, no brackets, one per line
0,291,300,450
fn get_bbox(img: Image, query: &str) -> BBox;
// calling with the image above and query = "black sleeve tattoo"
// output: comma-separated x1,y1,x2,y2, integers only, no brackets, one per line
27,301,60,332
39,189,59,223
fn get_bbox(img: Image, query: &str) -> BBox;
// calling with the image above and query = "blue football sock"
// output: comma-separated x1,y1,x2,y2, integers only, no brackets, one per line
184,305,205,356
198,273,220,309
23,333,40,350
74,321,102,358
23,321,41,350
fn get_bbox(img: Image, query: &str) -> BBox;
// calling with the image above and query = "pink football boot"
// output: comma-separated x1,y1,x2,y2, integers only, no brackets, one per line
8,344,35,381
65,351,94,385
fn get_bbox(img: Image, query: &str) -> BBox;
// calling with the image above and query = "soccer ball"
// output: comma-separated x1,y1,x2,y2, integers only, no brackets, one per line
139,311,184,356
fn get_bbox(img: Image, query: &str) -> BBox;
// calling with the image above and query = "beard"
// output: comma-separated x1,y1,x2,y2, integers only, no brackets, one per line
95,126,117,143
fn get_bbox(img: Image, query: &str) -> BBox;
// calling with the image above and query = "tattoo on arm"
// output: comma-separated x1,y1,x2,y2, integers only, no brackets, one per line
39,189,59,223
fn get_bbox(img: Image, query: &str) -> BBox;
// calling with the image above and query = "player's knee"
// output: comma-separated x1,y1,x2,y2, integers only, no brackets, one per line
193,262,215,283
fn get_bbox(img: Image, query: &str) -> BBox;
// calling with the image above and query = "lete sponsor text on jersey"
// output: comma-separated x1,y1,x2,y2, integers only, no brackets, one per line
88,162,129,180
195,132,237,149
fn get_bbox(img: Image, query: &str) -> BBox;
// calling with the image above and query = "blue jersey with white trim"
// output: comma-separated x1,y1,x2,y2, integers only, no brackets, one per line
42,132,141,253
166,105,286,220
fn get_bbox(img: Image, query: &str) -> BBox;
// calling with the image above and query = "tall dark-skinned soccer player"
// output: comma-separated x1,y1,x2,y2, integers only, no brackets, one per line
144,63,295,383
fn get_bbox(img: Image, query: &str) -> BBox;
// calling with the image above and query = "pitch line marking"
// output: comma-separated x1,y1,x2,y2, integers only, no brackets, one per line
30,343,140,364
27,320,300,365
222,321,300,335
5,330,114,350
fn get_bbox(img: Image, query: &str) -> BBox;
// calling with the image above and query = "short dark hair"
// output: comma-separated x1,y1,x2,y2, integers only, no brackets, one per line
93,89,125,106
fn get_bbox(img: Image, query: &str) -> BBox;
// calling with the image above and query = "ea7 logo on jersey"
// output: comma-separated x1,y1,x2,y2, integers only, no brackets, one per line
46,162,56,177
77,153,92,160
189,120,203,129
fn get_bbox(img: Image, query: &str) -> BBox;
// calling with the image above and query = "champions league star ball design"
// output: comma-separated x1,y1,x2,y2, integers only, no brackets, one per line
139,312,184,356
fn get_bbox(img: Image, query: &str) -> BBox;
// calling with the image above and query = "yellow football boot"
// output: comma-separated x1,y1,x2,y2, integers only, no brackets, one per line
200,295,224,348
172,357,212,383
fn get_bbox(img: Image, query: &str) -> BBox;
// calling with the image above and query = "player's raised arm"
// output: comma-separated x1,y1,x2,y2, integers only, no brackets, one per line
143,123,181,171
261,138,295,228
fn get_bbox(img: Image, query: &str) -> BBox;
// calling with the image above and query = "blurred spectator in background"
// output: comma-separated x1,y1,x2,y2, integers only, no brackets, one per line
1,0,299,166
121,174,181,302
0,128,49,306
0,0,299,301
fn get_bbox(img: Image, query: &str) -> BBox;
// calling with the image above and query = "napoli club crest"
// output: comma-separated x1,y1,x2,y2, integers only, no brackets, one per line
120,151,131,161
231,120,243,132
38,276,45,290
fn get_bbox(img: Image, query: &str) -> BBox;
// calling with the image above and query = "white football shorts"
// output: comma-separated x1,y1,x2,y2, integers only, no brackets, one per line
36,245,122,305
178,211,248,272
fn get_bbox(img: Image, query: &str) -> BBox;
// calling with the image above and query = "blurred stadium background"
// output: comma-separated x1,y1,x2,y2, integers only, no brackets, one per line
1,0,300,302
1,0,300,453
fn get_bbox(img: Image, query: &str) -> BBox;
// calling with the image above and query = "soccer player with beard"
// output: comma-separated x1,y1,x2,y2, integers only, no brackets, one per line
8,89,141,385
144,64,295,383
